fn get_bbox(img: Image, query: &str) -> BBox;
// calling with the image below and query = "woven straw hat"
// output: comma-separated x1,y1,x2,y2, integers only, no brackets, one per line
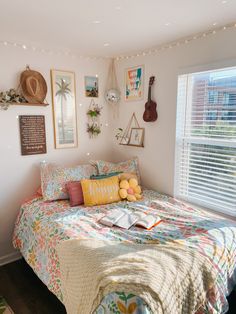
20,67,47,103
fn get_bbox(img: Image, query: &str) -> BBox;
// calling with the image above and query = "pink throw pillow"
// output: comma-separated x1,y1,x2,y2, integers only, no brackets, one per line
66,181,84,207
36,186,43,196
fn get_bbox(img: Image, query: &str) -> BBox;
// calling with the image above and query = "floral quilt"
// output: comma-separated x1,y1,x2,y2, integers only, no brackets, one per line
13,190,236,314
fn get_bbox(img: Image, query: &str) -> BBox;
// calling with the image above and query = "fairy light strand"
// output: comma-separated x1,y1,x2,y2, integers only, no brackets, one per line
1,22,236,61
115,22,236,61
0,40,106,60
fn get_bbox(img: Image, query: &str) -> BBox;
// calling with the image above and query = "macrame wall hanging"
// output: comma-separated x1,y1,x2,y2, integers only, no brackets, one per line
105,59,120,117
117,112,145,147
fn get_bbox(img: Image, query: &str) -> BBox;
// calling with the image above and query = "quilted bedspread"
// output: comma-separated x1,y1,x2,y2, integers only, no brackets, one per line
13,190,236,314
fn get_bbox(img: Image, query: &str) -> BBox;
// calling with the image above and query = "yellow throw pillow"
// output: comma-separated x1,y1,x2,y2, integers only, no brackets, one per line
81,176,121,206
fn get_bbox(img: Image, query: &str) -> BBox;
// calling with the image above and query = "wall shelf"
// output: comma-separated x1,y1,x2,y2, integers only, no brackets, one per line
1,102,49,107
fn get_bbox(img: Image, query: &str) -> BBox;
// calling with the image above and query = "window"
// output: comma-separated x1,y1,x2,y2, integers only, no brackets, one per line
175,67,236,216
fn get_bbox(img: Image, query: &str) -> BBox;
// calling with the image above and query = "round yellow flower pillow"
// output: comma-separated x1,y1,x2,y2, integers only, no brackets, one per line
119,178,142,202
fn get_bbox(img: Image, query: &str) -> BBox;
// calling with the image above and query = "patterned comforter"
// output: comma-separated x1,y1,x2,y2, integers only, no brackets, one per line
13,190,236,314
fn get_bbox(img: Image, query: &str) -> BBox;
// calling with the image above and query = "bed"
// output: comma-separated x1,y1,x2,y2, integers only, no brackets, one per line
13,189,236,314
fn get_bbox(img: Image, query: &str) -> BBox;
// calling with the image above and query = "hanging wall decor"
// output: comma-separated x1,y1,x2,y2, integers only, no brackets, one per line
117,112,145,147
51,70,77,149
85,76,99,97
87,99,102,138
129,128,145,147
20,66,47,104
105,59,120,115
19,115,47,155
143,76,158,122
125,65,144,101
0,65,48,110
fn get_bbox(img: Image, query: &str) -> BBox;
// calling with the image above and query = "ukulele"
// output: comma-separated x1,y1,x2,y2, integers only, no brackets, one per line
143,76,158,122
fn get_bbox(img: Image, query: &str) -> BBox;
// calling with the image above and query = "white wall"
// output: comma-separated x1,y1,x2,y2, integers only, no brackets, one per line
0,45,111,263
112,27,236,195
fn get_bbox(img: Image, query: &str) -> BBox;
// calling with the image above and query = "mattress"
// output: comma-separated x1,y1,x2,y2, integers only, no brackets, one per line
13,189,236,314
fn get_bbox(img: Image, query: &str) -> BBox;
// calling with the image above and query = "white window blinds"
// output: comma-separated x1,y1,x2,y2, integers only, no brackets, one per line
175,67,236,216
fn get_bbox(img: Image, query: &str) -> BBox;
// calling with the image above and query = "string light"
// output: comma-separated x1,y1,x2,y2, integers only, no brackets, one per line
1,21,235,61
0,40,108,60
116,21,236,60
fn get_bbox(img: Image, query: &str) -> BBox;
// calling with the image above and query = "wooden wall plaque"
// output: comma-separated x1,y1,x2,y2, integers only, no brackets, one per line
19,115,47,155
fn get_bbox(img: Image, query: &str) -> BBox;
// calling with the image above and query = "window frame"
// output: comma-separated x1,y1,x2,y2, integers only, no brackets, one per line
174,64,236,217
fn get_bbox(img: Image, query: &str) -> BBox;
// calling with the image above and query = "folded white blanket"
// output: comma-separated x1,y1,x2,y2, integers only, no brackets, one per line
57,239,217,314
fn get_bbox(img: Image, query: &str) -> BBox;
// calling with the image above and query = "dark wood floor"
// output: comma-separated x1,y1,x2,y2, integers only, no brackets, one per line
0,259,235,314
0,259,66,314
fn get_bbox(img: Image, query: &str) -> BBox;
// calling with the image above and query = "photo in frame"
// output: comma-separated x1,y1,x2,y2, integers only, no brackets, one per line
85,76,99,97
128,128,145,147
51,70,77,148
125,65,144,101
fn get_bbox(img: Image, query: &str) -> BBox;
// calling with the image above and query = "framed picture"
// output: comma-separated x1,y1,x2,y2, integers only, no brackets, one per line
128,128,145,147
51,70,77,149
125,65,144,101
85,76,98,97
19,115,47,155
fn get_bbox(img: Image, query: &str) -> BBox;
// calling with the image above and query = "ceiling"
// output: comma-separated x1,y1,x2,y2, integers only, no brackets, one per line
1,0,236,57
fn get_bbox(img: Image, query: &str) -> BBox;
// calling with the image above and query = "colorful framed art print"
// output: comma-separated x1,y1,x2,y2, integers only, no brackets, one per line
125,65,144,101
85,76,99,97
51,70,77,149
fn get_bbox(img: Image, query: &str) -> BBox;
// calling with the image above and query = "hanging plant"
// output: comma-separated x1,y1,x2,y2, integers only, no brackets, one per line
87,123,101,138
86,99,102,138
87,103,102,118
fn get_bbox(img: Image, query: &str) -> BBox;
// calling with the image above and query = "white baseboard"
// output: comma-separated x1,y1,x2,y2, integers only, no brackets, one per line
0,250,22,266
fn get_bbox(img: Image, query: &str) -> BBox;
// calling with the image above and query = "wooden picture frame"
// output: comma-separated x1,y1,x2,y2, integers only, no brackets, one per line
51,70,77,149
19,115,47,155
125,65,144,101
128,128,145,147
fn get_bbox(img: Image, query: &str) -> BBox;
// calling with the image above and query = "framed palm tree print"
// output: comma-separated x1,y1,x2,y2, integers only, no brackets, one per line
51,70,77,148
